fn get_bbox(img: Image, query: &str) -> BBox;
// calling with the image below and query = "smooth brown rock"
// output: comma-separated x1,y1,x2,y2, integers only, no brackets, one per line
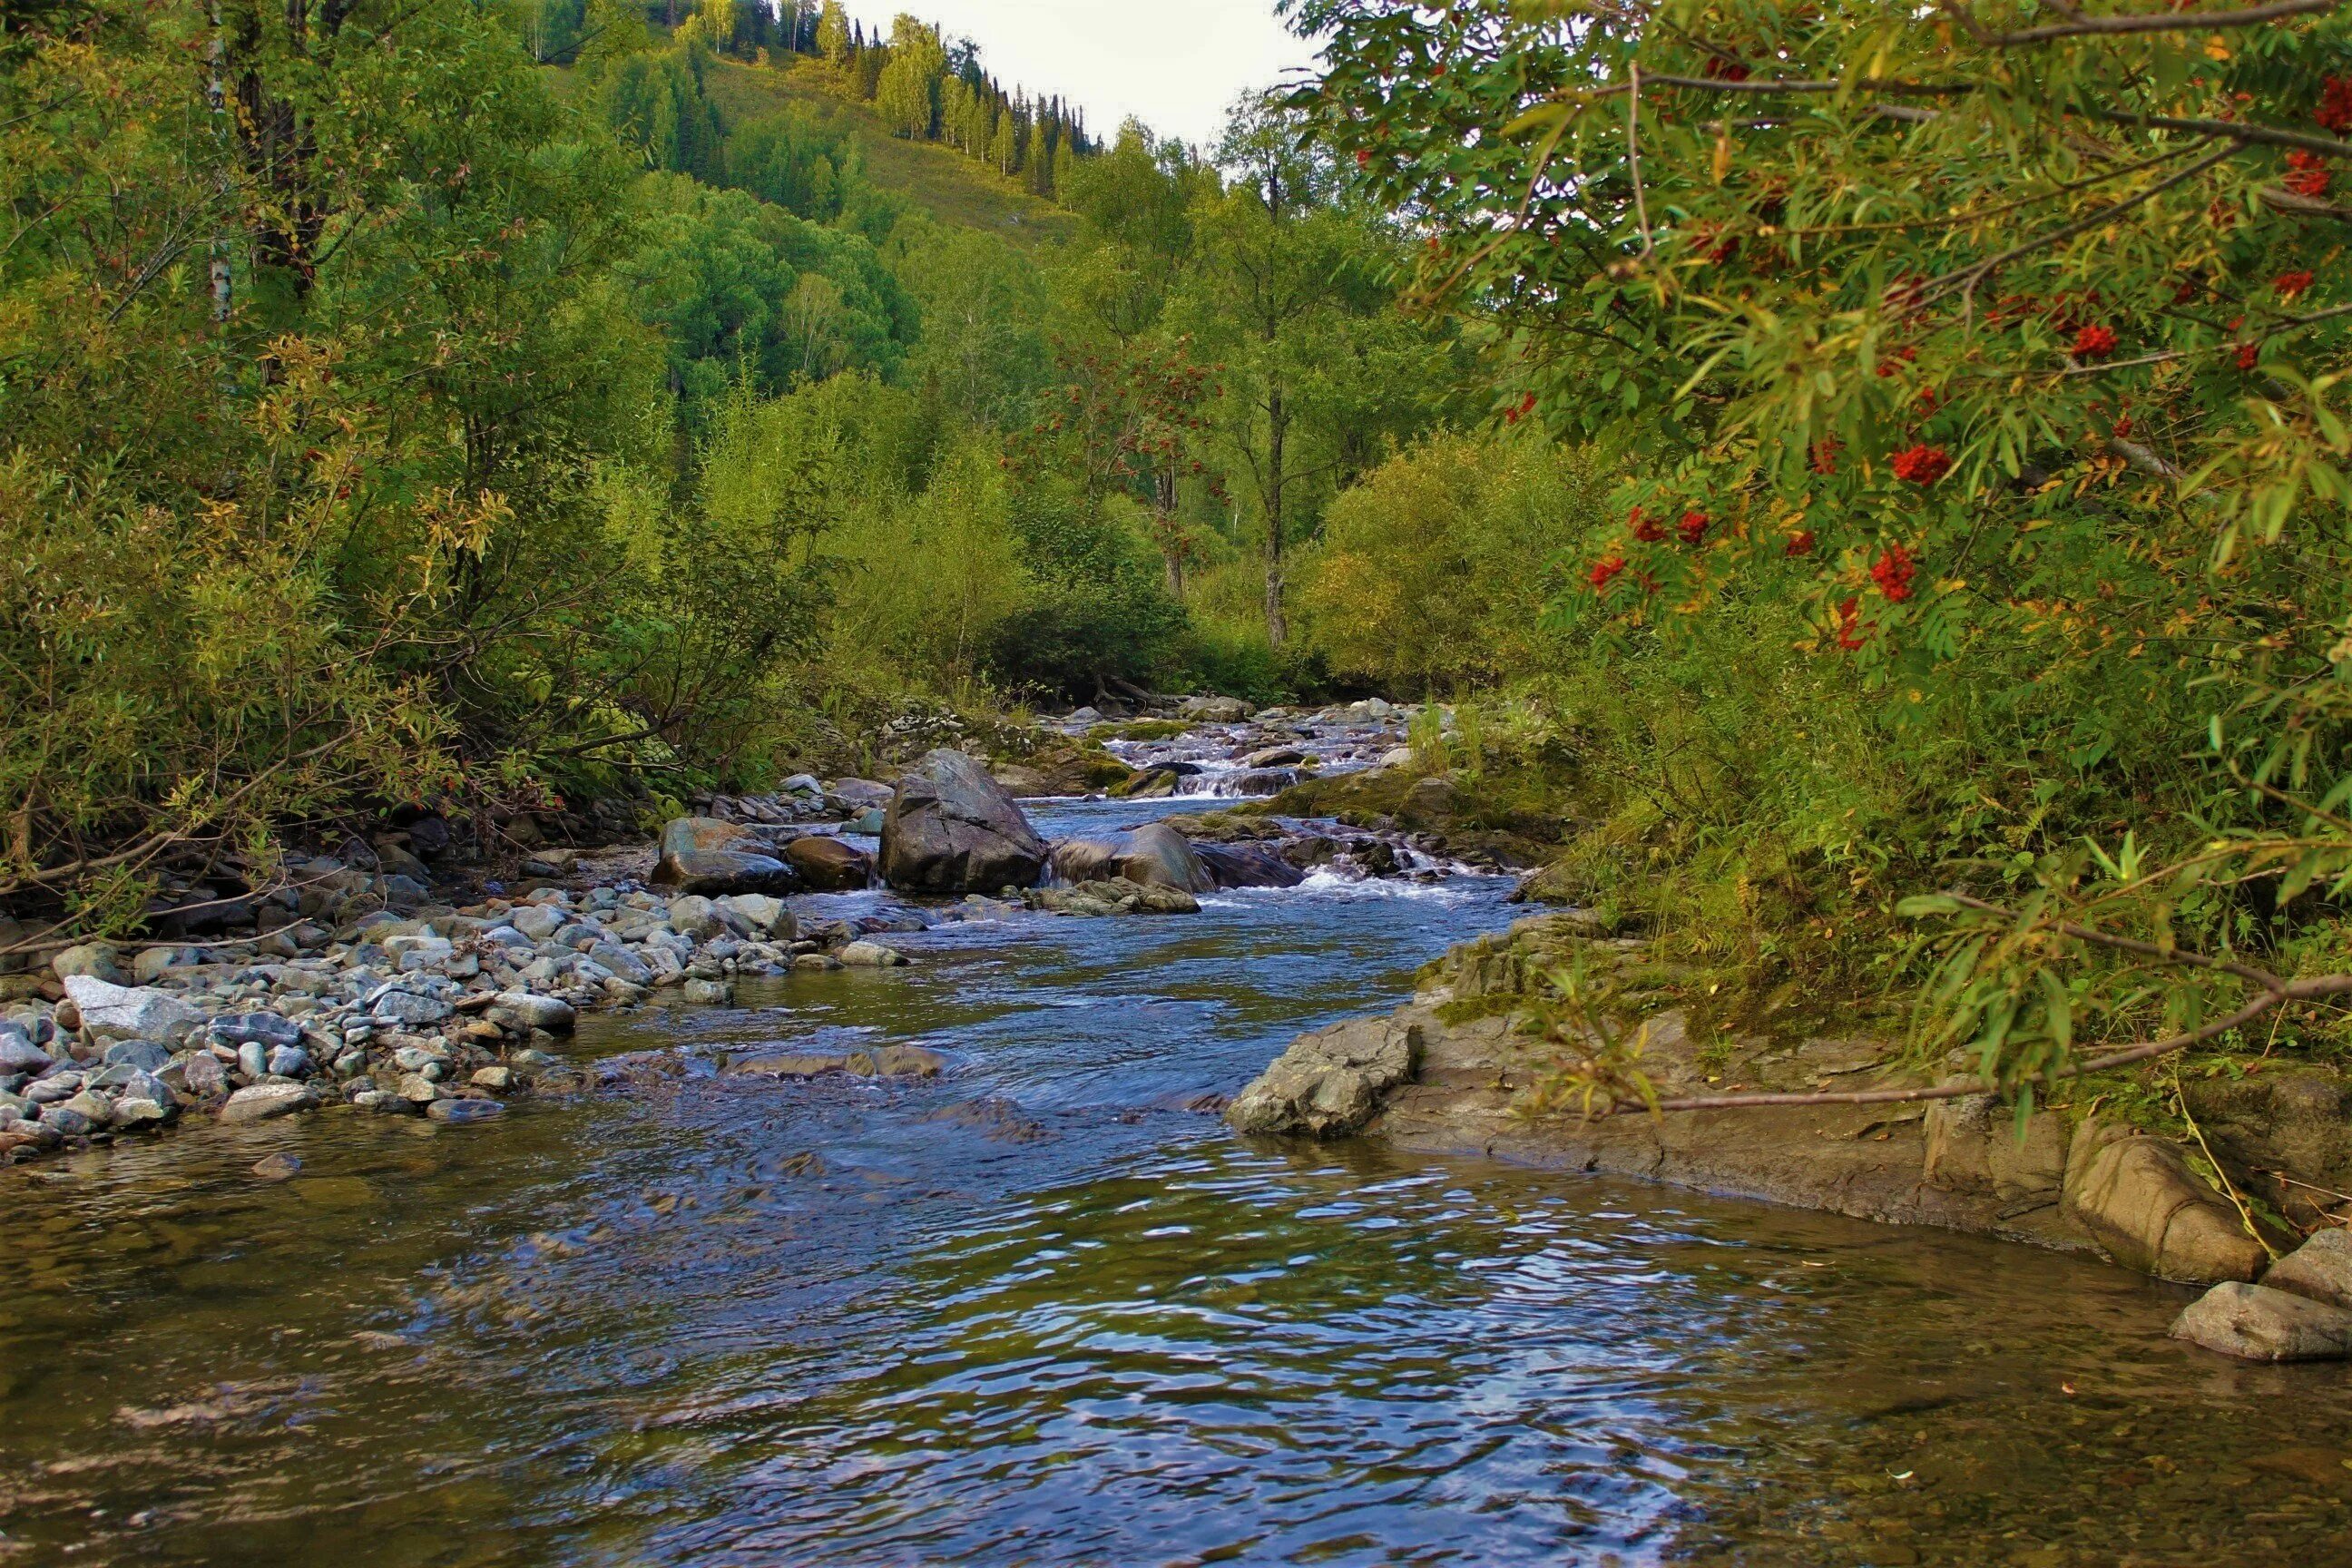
783,836,872,892
2063,1116,2268,1285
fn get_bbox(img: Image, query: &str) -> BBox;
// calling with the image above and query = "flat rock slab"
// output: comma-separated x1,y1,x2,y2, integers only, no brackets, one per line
2172,1281,2352,1361
62,976,204,1044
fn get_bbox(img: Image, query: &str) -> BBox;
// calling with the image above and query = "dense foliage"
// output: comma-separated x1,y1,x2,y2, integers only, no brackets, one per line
0,0,1463,944
1293,0,2352,1092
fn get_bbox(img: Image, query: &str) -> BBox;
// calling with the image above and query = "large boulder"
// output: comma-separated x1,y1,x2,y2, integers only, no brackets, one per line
2171,1281,2352,1361
2062,1117,2269,1284
61,976,204,1044
1117,823,1214,893
877,750,1048,894
1225,1015,1422,1137
783,836,872,892
1049,826,1215,894
651,816,796,896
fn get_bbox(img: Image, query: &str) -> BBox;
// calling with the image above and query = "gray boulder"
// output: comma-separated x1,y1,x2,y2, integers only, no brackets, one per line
2172,1281,2352,1361
878,750,1048,894
369,988,455,1028
51,943,126,985
2062,1116,2269,1284
1117,823,1214,892
2261,1228,2352,1310
838,940,910,967
1226,1016,1423,1137
63,976,205,1044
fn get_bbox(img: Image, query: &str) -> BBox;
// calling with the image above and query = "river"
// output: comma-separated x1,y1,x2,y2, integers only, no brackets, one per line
3,794,2347,1565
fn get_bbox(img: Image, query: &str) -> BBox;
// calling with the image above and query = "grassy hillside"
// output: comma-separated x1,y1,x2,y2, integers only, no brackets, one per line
704,56,1077,247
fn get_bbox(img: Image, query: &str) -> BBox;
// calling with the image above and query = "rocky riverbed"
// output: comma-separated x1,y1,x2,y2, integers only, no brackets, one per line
0,697,1484,1172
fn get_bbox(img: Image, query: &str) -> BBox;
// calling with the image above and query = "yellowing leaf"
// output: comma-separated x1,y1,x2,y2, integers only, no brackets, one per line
2203,36,2231,61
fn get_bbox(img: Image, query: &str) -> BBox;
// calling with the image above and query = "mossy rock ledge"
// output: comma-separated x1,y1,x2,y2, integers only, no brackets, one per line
1228,914,2349,1302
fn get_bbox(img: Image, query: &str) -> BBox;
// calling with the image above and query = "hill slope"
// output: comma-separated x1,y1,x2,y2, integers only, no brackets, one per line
704,56,1077,248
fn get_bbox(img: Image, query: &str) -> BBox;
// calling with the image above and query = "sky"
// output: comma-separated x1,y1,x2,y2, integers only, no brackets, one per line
833,0,1324,150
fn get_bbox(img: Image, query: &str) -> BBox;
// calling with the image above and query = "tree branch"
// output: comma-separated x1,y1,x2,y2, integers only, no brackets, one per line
1942,0,2338,44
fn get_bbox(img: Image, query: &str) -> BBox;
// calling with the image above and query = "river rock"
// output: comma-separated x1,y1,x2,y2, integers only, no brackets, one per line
681,978,734,1005
665,896,727,941
827,778,895,812
426,1097,505,1122
101,1038,172,1074
1181,695,1251,722
2062,1116,2268,1284
784,836,873,892
0,1029,53,1075
39,1103,95,1137
717,894,794,939
731,1044,948,1080
219,1083,318,1124
2172,1280,2352,1361
878,750,1048,894
653,849,795,897
51,943,126,984
1115,823,1214,893
62,976,205,1044
509,904,564,941
1193,841,1307,890
1226,1015,1424,1137
838,940,910,967
370,988,455,1028
2261,1228,2352,1309
210,1013,304,1050
651,816,796,897
1034,881,1199,917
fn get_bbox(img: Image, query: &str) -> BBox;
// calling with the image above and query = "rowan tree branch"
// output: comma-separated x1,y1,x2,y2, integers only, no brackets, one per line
1941,0,2338,45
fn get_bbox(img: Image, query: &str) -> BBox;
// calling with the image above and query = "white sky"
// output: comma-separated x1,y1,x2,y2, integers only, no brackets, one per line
832,0,1323,150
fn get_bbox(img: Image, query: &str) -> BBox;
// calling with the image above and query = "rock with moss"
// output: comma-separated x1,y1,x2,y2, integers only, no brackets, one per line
1225,1015,1423,1137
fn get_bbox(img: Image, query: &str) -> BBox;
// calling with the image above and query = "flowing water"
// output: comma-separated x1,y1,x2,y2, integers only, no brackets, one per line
4,796,2349,1567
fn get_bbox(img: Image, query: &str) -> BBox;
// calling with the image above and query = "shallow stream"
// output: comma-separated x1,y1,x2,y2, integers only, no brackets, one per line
3,795,2348,1565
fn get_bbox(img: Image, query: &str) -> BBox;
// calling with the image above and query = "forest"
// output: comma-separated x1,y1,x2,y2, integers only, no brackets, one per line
5,0,2352,1100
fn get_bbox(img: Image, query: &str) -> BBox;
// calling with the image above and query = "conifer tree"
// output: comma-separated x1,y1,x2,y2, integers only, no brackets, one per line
1024,116,1049,195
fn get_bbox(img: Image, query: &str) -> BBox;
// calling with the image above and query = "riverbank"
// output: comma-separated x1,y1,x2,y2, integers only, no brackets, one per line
1227,912,2352,1360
